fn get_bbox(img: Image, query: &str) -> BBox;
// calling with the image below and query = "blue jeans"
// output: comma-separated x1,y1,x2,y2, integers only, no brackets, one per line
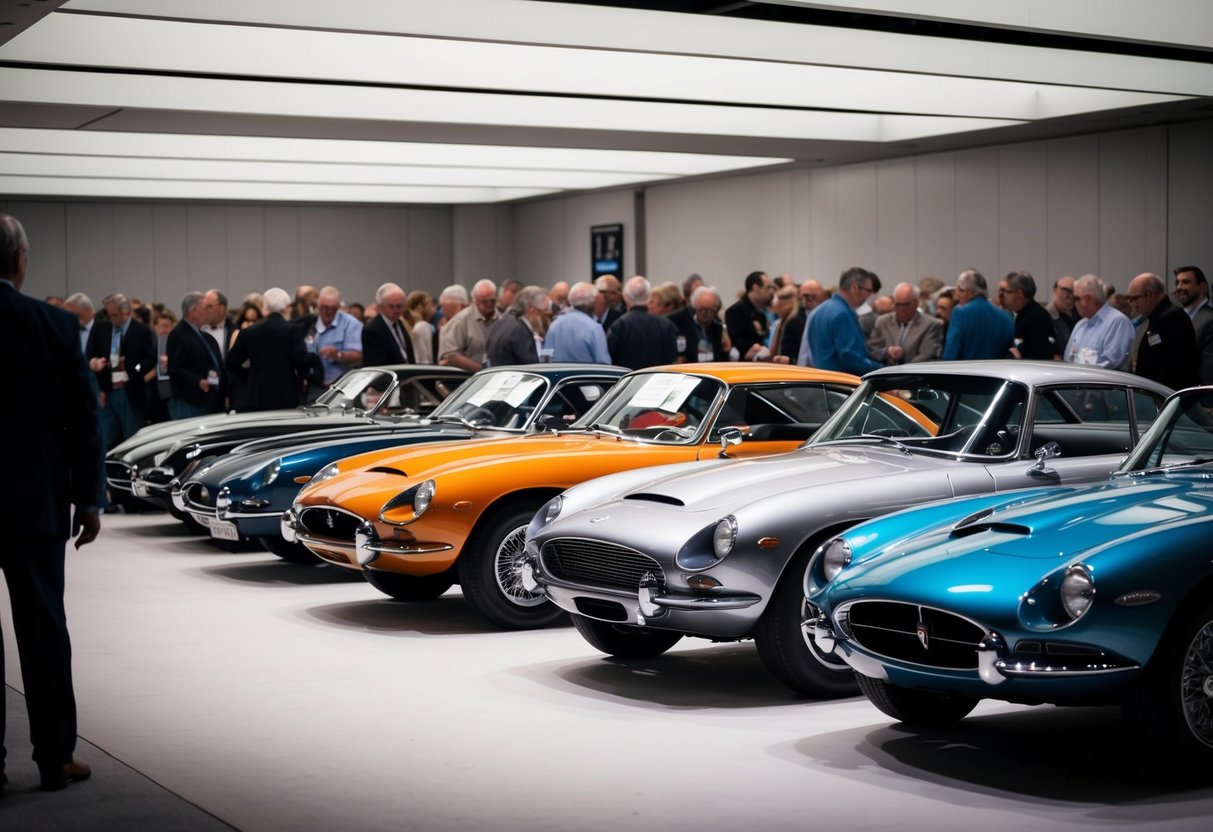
168,398,212,420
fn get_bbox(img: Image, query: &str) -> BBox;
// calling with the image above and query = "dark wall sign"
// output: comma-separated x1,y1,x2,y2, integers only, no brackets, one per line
591,223,623,282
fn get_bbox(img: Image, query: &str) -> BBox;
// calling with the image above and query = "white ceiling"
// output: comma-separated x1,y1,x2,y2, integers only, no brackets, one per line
0,0,1210,204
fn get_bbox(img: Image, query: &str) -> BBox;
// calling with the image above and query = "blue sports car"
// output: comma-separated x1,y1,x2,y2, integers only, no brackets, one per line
808,385,1213,763
175,363,625,561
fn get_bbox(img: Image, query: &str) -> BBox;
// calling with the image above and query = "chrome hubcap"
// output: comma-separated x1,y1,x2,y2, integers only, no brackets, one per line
1181,619,1213,748
494,525,545,607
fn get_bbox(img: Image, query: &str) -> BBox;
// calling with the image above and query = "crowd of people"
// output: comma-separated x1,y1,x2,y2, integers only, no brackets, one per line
41,263,1211,454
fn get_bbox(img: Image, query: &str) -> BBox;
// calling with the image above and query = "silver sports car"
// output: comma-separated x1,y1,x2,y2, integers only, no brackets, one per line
523,361,1171,697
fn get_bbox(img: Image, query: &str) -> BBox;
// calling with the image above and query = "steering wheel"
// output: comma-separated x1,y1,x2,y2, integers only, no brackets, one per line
462,406,497,425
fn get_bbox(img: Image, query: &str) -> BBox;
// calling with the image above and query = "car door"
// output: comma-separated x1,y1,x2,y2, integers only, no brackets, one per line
989,384,1140,490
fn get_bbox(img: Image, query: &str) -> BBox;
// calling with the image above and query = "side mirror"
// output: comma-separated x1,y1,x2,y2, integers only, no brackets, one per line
1029,441,1061,477
717,426,744,458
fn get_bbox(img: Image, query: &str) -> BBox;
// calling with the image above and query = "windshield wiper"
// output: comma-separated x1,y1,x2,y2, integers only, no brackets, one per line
588,422,627,440
432,414,481,431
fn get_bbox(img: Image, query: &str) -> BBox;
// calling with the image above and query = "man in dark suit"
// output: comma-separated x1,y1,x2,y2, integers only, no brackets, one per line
725,271,776,361
485,285,551,366
1002,271,1061,360
86,293,157,446
606,276,679,370
668,285,728,362
0,213,102,792
167,290,227,419
226,287,310,411
362,282,416,366
592,274,625,330
1129,271,1199,389
867,282,944,364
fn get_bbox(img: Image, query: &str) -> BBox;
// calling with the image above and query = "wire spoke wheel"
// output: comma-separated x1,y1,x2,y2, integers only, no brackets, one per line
1180,619,1213,748
494,524,545,608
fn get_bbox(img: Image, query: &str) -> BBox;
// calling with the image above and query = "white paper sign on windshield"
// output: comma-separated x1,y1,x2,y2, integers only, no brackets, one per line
627,374,700,411
466,371,521,406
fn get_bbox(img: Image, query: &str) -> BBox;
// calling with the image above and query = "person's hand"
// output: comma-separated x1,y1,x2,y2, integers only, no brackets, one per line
886,345,905,362
72,509,101,549
199,378,210,392
319,345,339,359
88,356,108,372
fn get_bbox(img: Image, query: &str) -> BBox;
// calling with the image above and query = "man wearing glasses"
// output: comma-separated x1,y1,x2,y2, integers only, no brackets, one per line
799,266,883,374
941,268,1015,360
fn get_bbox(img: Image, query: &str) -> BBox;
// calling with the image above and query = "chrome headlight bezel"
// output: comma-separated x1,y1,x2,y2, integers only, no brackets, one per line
379,480,436,526
310,462,341,486
1059,564,1096,621
712,515,738,560
820,537,852,583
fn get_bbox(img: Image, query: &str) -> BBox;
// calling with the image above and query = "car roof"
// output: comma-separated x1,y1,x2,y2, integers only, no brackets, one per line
865,359,1173,395
632,362,860,385
476,363,630,381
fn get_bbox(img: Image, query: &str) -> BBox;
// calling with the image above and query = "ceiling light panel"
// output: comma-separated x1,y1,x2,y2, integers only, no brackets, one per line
2,14,1187,121
0,68,1028,143
0,175,551,203
0,128,790,175
60,0,1213,95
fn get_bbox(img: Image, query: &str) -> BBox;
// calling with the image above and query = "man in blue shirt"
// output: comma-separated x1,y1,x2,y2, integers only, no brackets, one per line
1063,274,1134,370
941,269,1014,360
311,285,363,389
543,281,612,364
803,267,882,375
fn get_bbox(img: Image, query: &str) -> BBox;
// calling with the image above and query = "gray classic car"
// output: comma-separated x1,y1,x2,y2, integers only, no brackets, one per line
523,361,1171,697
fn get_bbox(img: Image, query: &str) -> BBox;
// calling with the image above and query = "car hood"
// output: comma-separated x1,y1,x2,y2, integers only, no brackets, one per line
832,474,1213,599
608,445,954,514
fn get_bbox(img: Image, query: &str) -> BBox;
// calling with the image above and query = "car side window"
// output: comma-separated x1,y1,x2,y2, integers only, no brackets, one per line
1132,390,1163,439
1029,386,1134,457
714,383,845,443
543,381,612,425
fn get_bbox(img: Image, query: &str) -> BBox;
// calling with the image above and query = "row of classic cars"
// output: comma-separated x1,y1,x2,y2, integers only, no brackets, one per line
110,358,1213,762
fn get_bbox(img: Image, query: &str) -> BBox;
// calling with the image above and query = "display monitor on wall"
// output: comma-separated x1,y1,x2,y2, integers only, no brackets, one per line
591,223,623,282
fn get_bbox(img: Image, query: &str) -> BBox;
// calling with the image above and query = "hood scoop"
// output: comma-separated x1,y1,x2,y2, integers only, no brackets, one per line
950,521,1032,539
624,492,685,506
367,467,408,477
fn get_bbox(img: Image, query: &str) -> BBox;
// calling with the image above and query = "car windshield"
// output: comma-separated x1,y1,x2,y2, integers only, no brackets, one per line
316,368,398,414
569,372,723,444
807,373,1028,458
428,370,549,430
1120,389,1213,473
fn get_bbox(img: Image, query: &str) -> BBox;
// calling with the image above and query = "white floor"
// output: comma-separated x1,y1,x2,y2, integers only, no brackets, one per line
4,513,1213,831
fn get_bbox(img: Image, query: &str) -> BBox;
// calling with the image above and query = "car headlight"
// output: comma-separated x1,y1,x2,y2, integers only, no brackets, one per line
1060,564,1095,620
413,479,435,516
379,480,436,525
261,459,281,488
713,515,738,559
310,462,341,486
821,538,852,583
542,495,563,525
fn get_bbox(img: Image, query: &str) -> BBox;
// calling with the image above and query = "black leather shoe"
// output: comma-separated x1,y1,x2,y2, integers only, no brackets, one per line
40,758,91,791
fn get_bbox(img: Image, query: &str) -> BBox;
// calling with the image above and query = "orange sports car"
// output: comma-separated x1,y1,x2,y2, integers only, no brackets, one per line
283,363,861,628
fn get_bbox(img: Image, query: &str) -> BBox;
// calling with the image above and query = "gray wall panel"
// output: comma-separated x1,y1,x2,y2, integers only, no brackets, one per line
914,153,957,281
113,203,156,305
225,206,266,303
1045,136,1099,284
406,208,452,297
876,159,916,284
66,203,115,303
453,204,513,287
263,207,300,291
334,206,373,300
954,147,1000,279
152,205,189,309
364,207,408,299
834,164,878,276
1098,130,1153,286
1145,127,1169,279
807,167,839,281
185,205,228,293
8,200,67,298
997,143,1049,281
788,169,813,280
297,207,340,287
513,198,565,285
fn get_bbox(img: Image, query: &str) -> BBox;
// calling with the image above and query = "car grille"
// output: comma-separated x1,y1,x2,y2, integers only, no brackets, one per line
106,460,135,486
298,507,364,541
540,538,663,591
839,600,988,670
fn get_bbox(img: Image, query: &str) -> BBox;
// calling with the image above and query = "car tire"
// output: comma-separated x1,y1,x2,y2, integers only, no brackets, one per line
458,503,564,630
753,552,859,698
571,614,683,659
364,569,454,601
1122,600,1213,765
856,674,978,727
258,536,319,564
